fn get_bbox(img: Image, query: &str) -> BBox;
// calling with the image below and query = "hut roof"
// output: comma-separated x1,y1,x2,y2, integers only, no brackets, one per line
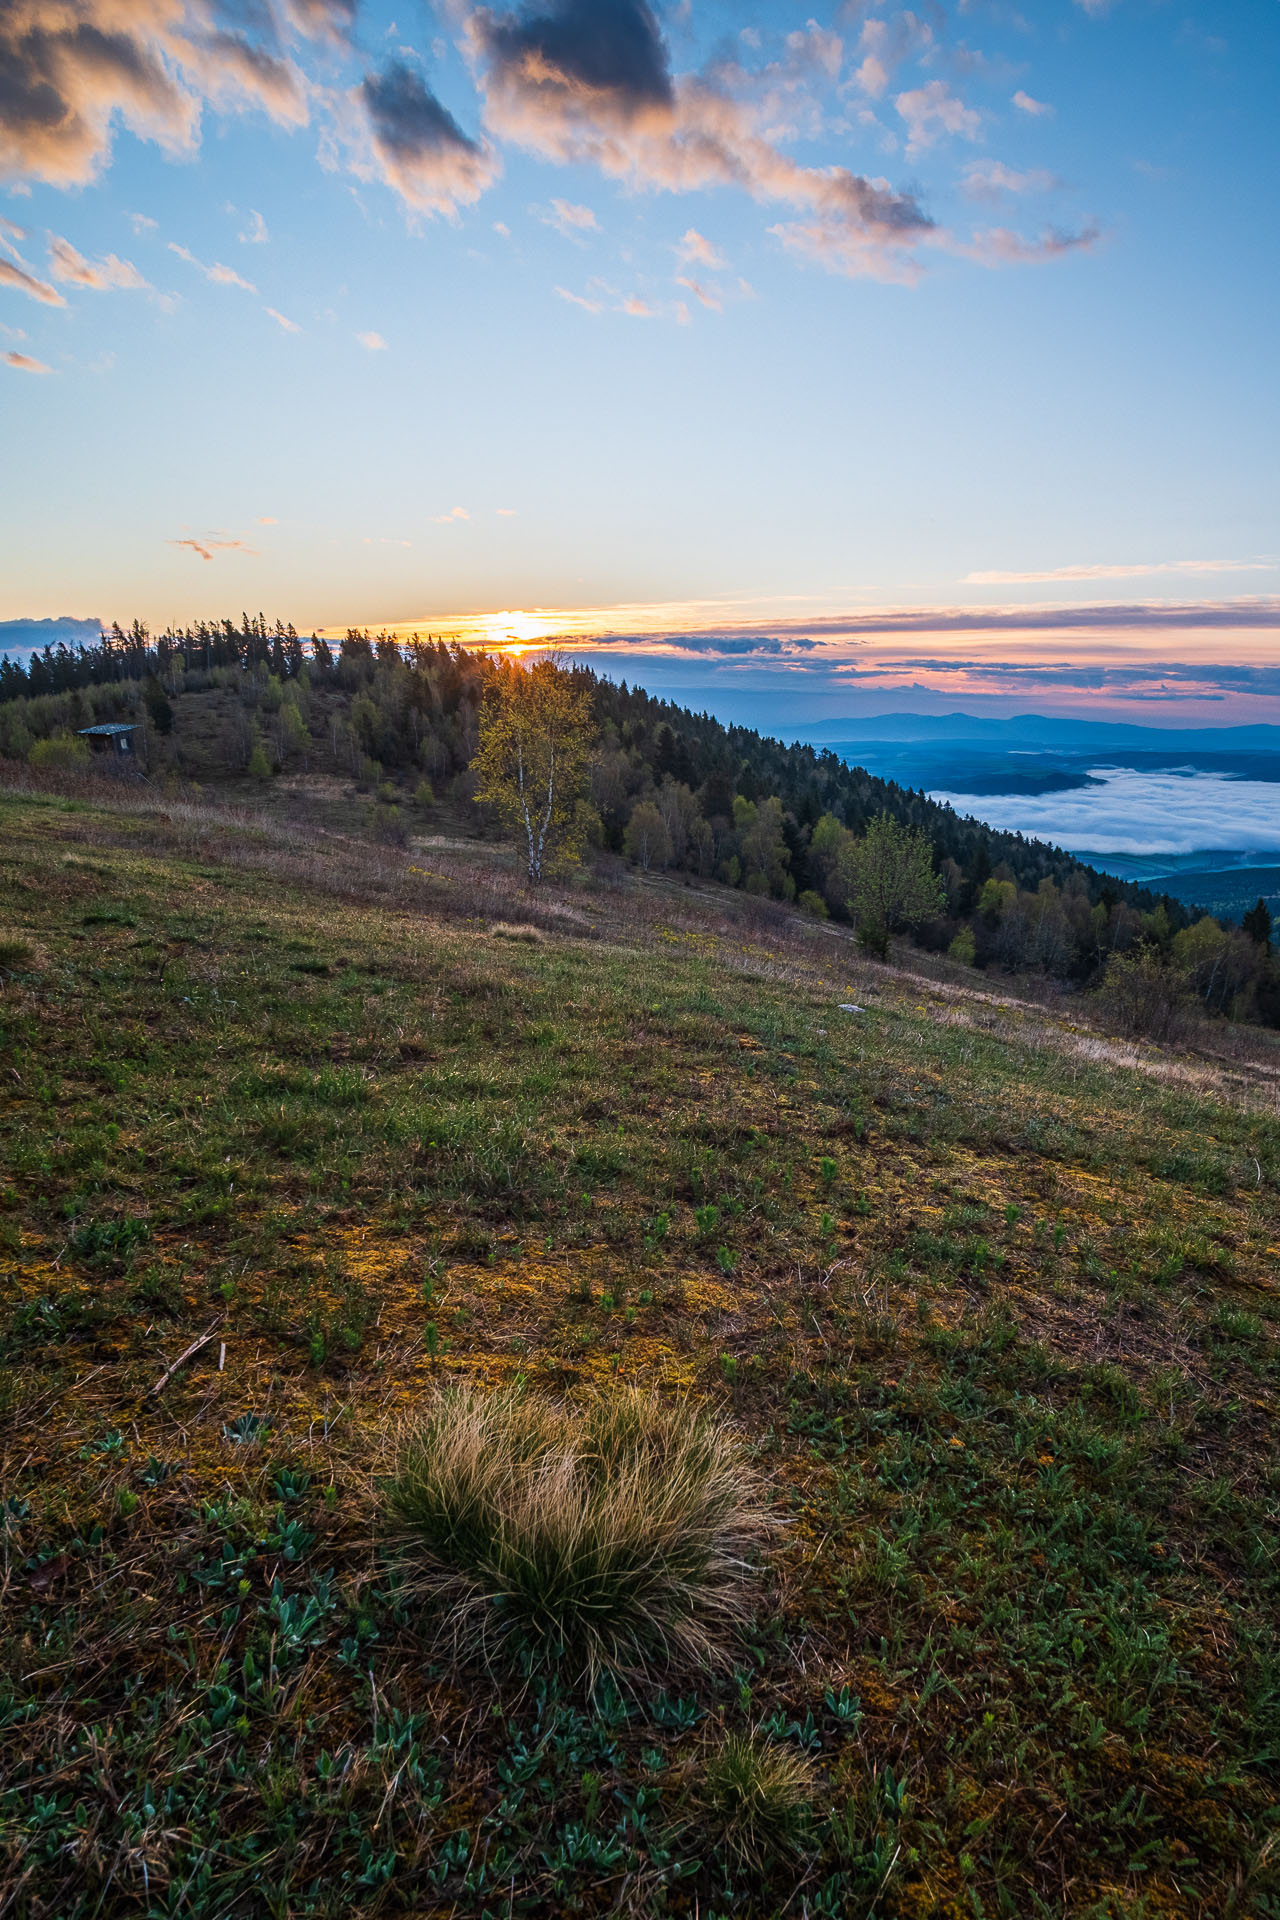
78,723,137,737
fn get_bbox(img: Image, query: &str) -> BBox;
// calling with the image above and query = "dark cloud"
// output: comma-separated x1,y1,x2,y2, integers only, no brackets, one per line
739,598,1280,640
0,6,196,186
476,0,674,114
359,61,499,214
470,1,931,279
587,633,819,657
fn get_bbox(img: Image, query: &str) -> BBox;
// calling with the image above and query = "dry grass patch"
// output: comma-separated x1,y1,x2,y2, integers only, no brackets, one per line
695,1730,819,1870
385,1382,773,1680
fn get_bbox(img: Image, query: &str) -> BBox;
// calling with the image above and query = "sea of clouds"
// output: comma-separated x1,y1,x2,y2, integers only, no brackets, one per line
928,766,1280,861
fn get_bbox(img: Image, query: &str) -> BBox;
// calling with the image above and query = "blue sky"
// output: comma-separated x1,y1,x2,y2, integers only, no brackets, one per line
2,0,1278,723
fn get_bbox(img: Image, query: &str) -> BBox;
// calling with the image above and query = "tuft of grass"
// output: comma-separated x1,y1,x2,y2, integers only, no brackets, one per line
0,931,36,972
696,1730,818,1870
386,1383,771,1680
491,921,543,943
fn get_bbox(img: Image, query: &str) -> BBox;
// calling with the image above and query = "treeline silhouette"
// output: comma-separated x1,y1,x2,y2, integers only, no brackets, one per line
8,617,1273,1011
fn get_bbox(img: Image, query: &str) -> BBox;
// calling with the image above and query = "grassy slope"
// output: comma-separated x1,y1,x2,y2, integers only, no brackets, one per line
2,779,1279,1919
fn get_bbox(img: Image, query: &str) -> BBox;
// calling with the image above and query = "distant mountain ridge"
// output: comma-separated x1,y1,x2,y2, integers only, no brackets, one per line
1,617,102,656
788,712,1280,752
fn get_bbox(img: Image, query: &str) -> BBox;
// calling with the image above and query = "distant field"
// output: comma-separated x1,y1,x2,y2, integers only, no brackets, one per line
2,778,1280,1918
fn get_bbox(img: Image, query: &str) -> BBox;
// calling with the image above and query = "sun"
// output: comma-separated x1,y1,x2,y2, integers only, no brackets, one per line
475,609,557,651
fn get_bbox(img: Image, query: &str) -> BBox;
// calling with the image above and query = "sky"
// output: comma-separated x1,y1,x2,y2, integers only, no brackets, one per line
2,0,1278,726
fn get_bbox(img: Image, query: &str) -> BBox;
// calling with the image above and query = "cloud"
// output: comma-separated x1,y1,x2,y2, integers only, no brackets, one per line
961,161,1062,201
240,209,269,244
128,212,158,234
1012,90,1052,116
4,348,52,372
537,196,598,236
927,767,1280,858
851,13,935,101
497,507,517,515
471,0,934,282
283,0,355,43
170,534,257,561
356,328,387,349
475,0,675,122
0,0,325,190
967,560,1277,585
358,60,500,217
168,242,257,290
0,256,66,305
179,30,308,129
676,227,724,268
961,222,1101,266
622,294,653,315
676,274,720,310
48,234,148,289
265,306,300,331
555,284,602,312
257,515,278,524
895,81,982,157
0,1,199,187
587,632,819,657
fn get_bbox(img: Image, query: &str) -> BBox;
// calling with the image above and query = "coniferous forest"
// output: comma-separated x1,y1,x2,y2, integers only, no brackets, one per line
4,616,1277,1021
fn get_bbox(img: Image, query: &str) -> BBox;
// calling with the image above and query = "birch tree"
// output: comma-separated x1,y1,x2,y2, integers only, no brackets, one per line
474,656,595,887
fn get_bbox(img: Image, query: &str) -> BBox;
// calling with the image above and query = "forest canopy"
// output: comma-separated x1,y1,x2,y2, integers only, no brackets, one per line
4,616,1275,1021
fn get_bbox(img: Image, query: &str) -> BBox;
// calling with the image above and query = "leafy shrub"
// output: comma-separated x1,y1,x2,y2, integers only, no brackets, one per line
28,731,91,770
1097,944,1191,1042
386,1383,771,1680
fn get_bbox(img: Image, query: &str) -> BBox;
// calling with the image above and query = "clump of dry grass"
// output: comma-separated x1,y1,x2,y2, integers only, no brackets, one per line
385,1382,772,1679
490,922,543,943
0,931,38,974
696,1730,819,1869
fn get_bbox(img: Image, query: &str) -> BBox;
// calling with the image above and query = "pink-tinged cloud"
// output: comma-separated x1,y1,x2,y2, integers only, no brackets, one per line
470,0,934,283
677,274,720,310
676,228,724,268
4,349,52,373
555,285,603,313
168,242,256,291
895,81,982,157
355,61,500,218
179,31,308,129
0,256,66,305
170,535,257,561
850,13,936,101
1012,90,1053,117
961,223,1101,267
622,295,653,316
433,505,470,524
539,197,598,236
0,0,316,191
356,329,387,350
265,306,300,332
961,161,1062,202
48,235,148,290
966,559,1277,585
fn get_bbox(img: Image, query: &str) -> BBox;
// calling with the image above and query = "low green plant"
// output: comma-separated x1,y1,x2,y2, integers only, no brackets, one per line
386,1382,772,1680
696,1730,817,1870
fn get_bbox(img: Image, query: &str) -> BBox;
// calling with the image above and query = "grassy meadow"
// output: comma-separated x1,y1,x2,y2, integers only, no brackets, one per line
1,772,1279,1918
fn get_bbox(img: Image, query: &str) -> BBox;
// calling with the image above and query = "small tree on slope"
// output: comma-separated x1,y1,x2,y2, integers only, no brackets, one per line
474,657,596,887
843,811,945,959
